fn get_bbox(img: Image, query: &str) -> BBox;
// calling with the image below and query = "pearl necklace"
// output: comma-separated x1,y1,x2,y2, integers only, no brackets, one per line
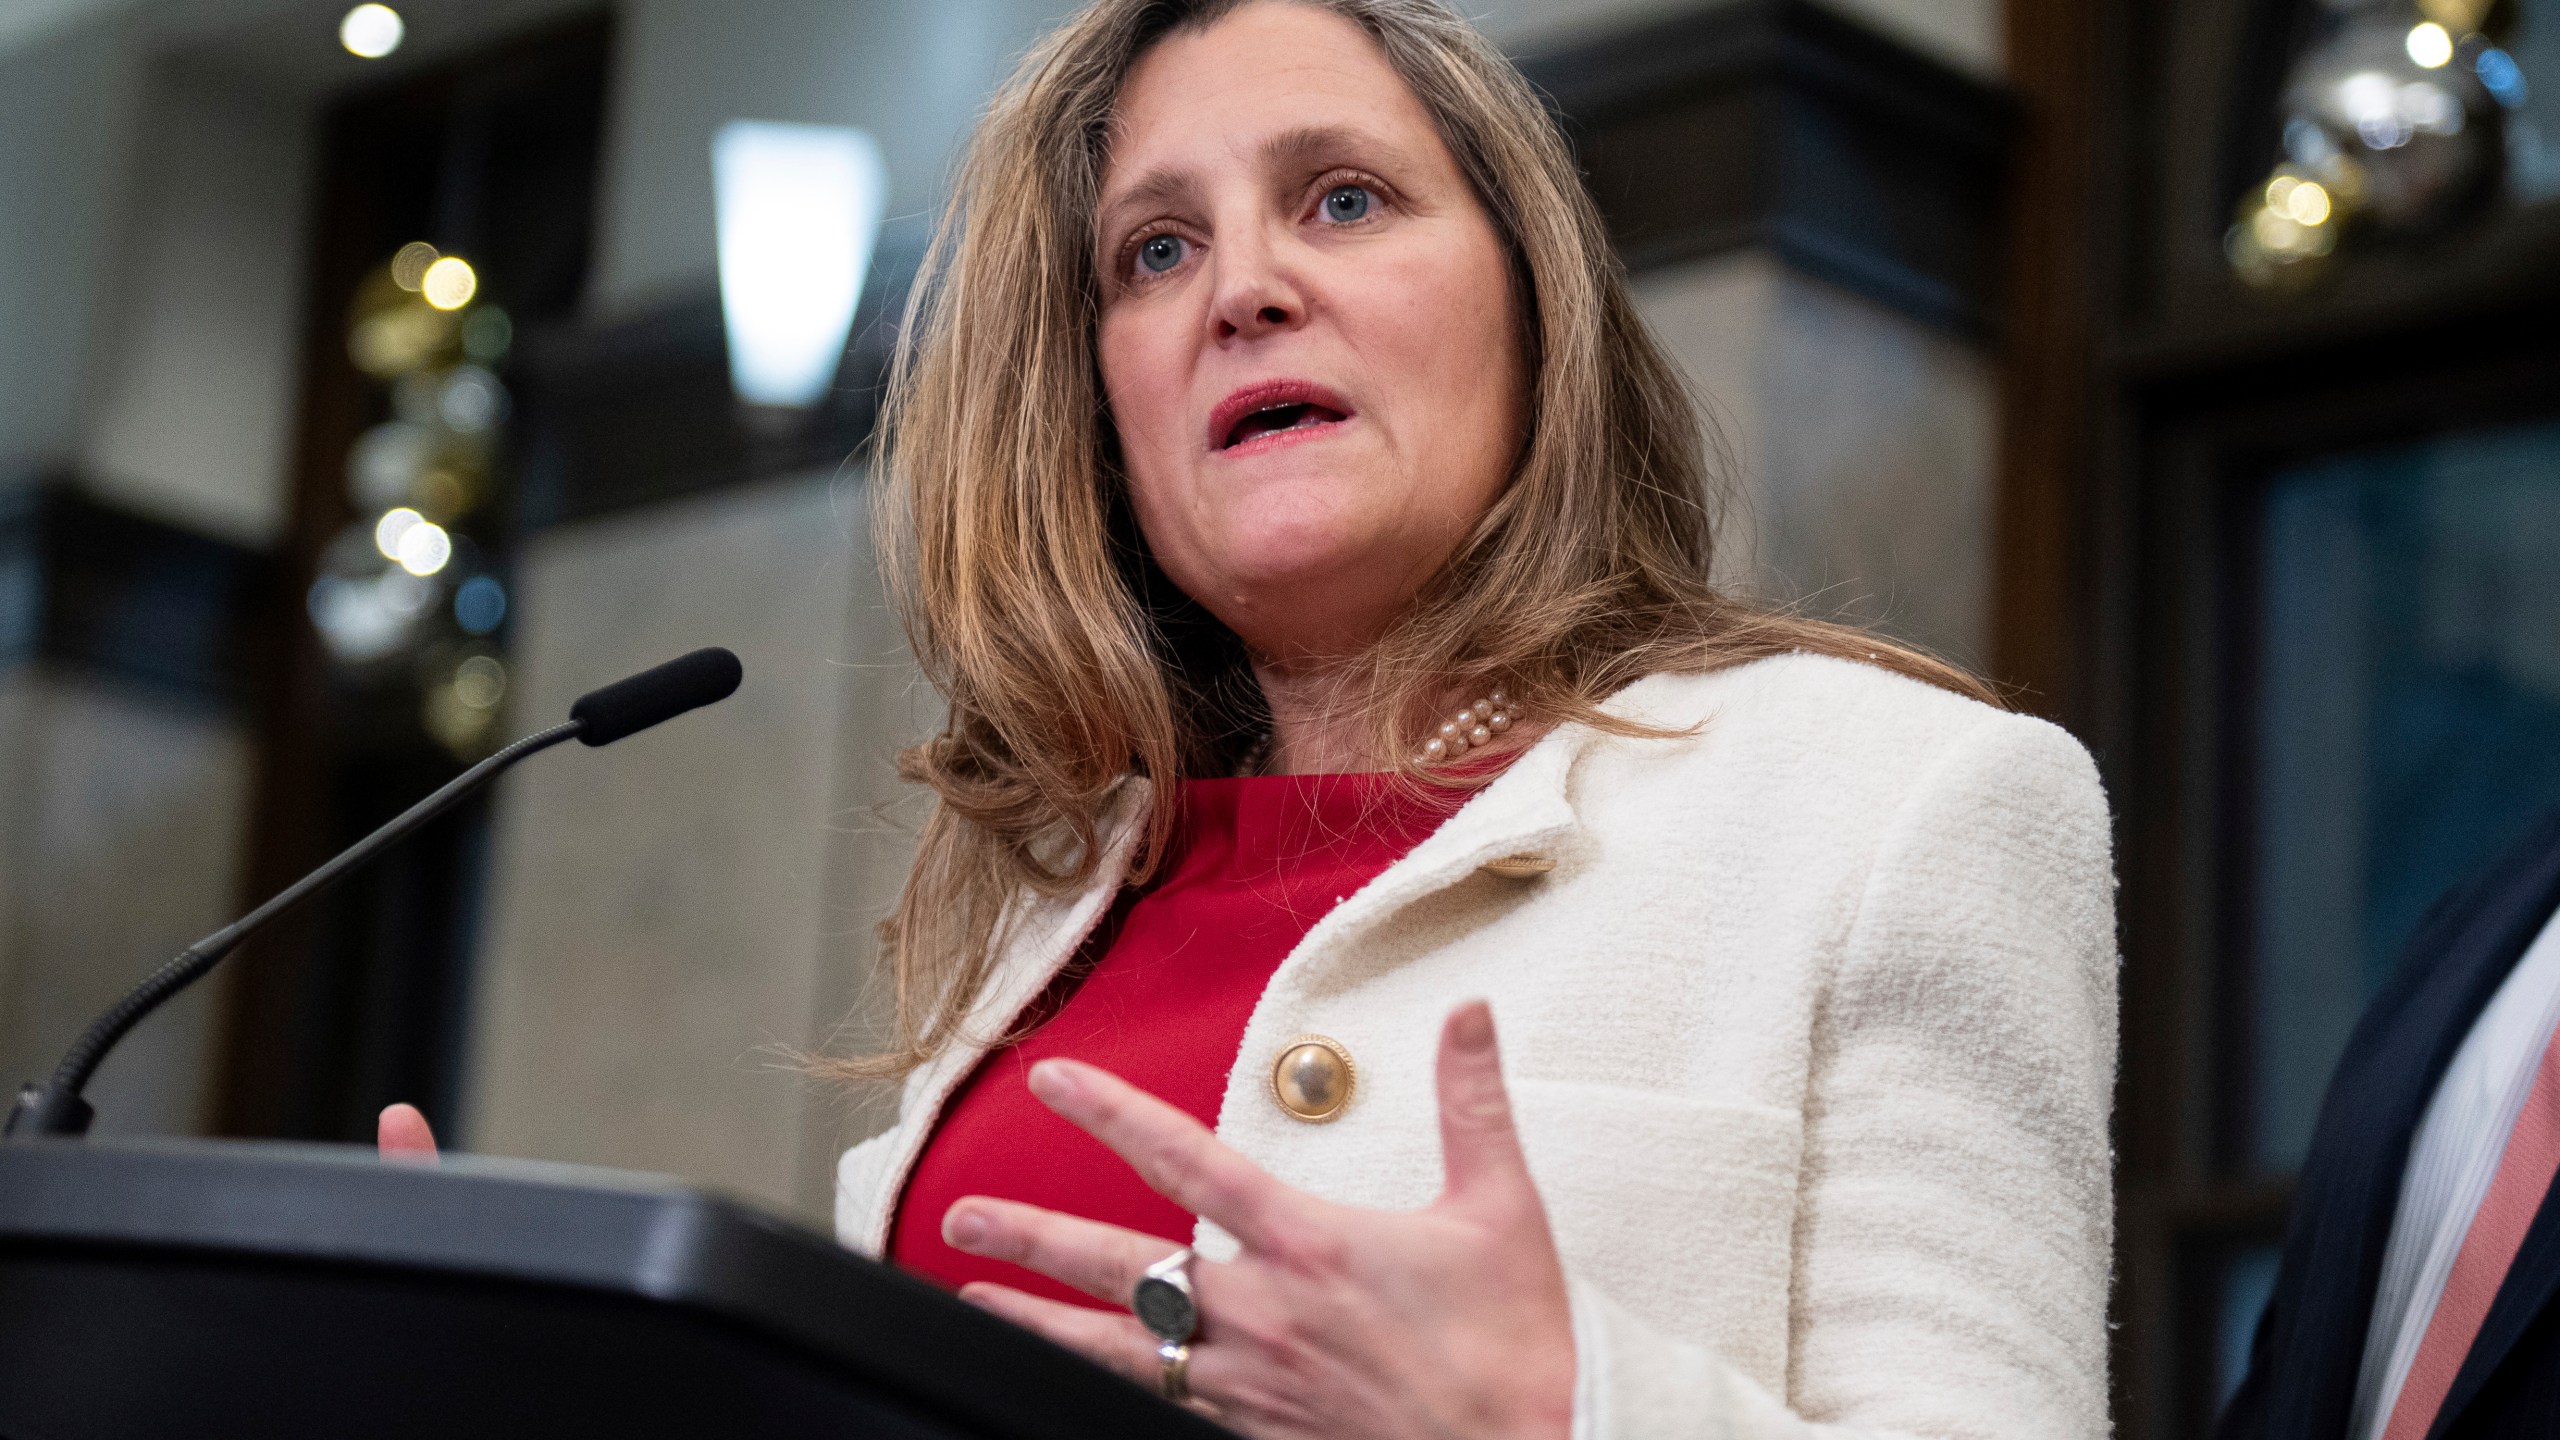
1228,689,1518,776
1414,690,1514,766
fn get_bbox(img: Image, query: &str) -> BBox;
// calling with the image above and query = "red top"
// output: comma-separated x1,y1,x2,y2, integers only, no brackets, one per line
889,772,1464,1307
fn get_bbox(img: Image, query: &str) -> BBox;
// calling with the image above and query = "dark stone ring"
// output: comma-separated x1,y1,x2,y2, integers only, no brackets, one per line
1132,1246,1198,1345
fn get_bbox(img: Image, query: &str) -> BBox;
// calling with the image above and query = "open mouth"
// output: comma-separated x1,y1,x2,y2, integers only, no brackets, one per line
1208,381,1355,453
1223,401,1347,449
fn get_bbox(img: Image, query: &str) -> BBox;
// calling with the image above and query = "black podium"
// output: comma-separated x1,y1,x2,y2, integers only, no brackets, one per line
0,1139,1224,1439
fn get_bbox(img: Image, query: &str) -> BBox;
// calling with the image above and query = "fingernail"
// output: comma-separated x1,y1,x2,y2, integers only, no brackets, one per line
1028,1059,1078,1103
1451,1001,1495,1051
945,1204,989,1249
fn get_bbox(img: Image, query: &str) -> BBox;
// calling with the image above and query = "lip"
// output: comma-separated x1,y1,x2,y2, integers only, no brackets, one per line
1204,378,1357,455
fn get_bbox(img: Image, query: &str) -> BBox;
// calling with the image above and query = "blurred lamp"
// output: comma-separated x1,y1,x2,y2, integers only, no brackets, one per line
712,121,887,409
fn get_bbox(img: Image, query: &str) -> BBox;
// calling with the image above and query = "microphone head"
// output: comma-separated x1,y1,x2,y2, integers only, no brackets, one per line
570,648,743,747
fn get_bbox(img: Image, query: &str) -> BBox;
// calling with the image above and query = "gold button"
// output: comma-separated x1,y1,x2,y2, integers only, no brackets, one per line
1271,1036,1356,1123
1479,852,1556,879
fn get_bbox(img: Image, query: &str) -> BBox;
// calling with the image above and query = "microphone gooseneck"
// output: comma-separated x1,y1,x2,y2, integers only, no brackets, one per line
3,647,744,1141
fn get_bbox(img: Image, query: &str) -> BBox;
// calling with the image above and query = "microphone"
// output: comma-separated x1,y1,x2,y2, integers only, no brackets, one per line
2,647,744,1140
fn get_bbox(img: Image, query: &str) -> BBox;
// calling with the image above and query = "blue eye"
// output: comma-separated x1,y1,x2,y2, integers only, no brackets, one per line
1320,185,1372,222
1138,233,1186,273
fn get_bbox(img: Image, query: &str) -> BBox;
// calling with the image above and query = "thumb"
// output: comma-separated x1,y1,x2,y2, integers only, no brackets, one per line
378,1102,440,1163
1434,1000,1535,1208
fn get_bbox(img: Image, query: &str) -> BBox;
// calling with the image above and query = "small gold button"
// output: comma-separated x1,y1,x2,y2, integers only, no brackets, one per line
1479,852,1557,879
1271,1036,1356,1122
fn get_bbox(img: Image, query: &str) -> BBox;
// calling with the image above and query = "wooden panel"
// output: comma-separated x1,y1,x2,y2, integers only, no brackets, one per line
1518,0,2017,333
0,481,266,709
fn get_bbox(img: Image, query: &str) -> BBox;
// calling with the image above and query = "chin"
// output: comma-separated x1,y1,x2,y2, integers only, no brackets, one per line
1214,503,1389,586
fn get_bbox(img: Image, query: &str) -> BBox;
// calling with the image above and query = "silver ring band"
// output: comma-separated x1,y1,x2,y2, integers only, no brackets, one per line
1157,1340,1192,1402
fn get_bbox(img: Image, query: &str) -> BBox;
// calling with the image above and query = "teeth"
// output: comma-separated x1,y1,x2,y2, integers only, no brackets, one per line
1223,399,1338,448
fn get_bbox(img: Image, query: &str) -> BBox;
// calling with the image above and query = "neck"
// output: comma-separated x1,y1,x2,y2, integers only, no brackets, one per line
1252,658,1381,775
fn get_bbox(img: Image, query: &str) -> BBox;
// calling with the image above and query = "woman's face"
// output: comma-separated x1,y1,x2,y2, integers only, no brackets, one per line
1095,2,1528,664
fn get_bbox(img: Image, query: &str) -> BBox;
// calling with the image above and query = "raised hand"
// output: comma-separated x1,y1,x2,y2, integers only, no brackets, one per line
941,1001,1575,1440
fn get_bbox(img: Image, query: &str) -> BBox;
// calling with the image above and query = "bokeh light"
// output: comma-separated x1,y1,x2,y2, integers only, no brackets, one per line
438,366,508,432
374,506,424,560
460,307,513,364
339,4,404,59
454,655,508,710
2404,22,2453,70
2294,182,2332,225
390,241,438,291
421,256,478,310
348,422,433,510
396,519,453,577
454,575,508,635
424,648,509,756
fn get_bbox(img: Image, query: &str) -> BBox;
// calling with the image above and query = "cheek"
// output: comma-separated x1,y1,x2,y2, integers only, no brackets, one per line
1098,314,1189,458
1360,238,1524,487
1097,314,1192,519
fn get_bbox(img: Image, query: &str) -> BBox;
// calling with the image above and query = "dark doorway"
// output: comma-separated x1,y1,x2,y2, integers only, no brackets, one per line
211,15,613,1143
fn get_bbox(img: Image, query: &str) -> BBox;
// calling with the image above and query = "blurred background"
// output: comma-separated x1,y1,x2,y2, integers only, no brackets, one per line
0,0,2552,1430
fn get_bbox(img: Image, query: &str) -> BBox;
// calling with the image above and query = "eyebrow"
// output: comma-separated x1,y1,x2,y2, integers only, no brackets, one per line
1094,123,1415,244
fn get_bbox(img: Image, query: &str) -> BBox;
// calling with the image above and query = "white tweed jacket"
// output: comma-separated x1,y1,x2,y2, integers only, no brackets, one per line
836,653,2119,1438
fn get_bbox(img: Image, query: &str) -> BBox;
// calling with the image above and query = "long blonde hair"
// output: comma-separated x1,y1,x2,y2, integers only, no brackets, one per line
848,0,1994,1079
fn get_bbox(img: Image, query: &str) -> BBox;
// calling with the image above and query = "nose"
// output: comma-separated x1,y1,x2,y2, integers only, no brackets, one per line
1208,226,1305,343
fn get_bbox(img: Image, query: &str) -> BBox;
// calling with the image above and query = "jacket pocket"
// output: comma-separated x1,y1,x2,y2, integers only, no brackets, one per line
1510,1081,1801,1393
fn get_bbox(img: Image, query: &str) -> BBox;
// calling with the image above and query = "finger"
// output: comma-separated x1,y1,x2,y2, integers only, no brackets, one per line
1434,1001,1535,1205
377,1103,439,1163
958,1281,1163,1385
1028,1059,1298,1252
944,1196,1188,1307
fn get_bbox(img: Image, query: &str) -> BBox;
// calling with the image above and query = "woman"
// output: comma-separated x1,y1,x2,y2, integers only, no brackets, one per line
817,0,2121,1431
385,0,2116,1431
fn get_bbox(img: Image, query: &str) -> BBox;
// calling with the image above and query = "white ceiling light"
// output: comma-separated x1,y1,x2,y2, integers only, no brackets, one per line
340,4,403,59
712,121,888,409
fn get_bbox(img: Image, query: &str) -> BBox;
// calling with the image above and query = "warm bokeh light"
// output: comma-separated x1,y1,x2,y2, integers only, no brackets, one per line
424,651,506,754
390,241,438,291
2286,179,2332,225
396,519,453,577
454,655,508,709
340,4,404,59
420,256,477,310
2405,22,2454,70
374,506,425,561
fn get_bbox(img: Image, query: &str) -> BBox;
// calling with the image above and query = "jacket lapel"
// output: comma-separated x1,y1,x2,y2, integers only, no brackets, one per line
1288,724,1588,957
851,780,1151,1255
2259,810,2560,1440
2424,833,2560,1439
